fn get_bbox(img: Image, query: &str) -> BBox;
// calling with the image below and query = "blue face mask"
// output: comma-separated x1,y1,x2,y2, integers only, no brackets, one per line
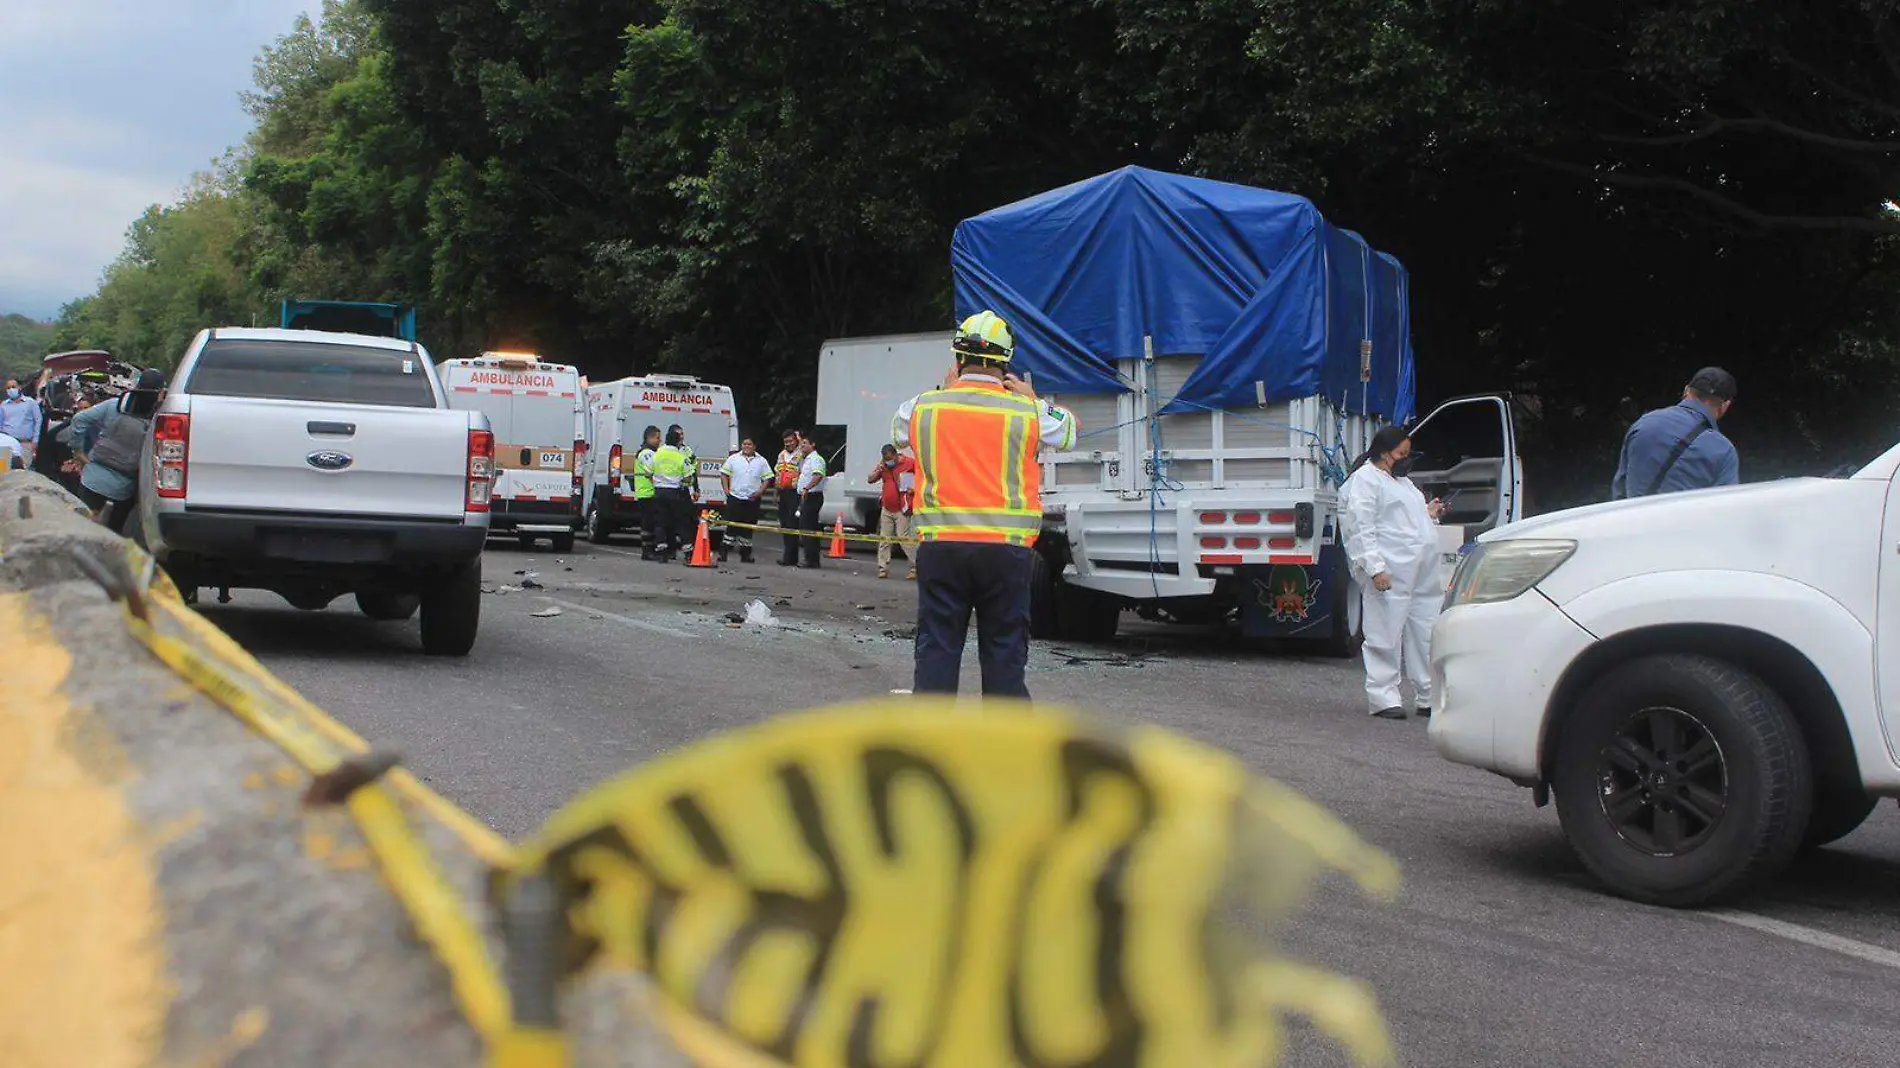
5,388,18,400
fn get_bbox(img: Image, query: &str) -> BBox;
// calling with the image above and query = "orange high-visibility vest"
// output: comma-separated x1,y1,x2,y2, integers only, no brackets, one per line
908,380,1044,546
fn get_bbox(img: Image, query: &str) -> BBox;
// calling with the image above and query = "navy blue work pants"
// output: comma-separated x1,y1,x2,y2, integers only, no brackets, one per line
913,540,1033,698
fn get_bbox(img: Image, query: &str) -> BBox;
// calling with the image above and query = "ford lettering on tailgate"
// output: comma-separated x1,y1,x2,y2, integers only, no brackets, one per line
307,450,353,471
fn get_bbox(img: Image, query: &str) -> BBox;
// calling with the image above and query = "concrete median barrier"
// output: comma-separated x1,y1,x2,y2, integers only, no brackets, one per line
0,471,682,1068
1,468,1396,1068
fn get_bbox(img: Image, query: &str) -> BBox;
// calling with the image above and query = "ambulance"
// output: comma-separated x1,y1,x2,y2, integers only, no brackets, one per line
580,374,740,545
441,353,586,551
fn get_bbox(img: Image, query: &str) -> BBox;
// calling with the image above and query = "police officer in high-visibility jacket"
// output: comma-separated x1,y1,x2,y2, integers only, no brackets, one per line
632,425,662,560
892,311,1077,697
650,427,695,563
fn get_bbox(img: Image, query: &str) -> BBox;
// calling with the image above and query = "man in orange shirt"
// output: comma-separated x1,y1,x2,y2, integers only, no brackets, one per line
891,312,1076,697
866,443,918,579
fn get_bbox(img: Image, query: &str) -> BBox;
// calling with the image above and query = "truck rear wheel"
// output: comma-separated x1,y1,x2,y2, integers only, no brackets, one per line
1321,552,1364,659
1055,582,1121,643
419,561,481,657
1029,550,1058,640
1552,654,1811,907
586,504,612,544
357,590,420,621
551,531,576,554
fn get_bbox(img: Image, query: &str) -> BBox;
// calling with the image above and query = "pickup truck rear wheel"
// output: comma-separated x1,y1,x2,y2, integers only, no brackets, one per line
419,561,481,657
1552,654,1811,907
356,590,420,622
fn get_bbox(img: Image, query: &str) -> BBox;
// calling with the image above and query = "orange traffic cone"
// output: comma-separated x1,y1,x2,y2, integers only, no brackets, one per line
828,516,848,559
687,515,715,568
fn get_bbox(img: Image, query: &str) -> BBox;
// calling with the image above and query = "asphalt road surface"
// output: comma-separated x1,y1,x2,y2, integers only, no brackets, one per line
217,536,1900,1068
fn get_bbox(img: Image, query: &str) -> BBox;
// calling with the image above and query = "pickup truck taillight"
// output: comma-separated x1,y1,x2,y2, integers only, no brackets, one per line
467,429,495,512
153,414,190,499
608,443,623,478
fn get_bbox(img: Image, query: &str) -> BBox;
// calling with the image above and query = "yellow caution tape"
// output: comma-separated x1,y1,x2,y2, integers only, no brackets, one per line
711,517,916,547
92,542,558,1068
494,699,1400,1068
123,614,551,1065
143,593,514,868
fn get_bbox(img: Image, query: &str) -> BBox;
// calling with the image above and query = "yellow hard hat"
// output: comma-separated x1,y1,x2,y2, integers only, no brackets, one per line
952,310,1015,362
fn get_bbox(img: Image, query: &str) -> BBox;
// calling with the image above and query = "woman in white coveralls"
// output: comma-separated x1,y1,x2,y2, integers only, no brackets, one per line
1340,424,1446,721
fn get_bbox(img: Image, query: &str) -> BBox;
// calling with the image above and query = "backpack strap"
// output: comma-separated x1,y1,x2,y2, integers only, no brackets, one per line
1640,421,1713,497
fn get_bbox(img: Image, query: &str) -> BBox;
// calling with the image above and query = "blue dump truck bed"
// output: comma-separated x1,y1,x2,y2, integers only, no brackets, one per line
280,300,418,343
950,166,1414,422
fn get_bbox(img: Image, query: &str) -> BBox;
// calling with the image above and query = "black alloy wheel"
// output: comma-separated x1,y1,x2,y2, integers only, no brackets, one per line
1595,706,1728,856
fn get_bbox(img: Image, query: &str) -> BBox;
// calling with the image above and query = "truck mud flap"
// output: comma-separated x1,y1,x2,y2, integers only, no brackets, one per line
1237,542,1351,641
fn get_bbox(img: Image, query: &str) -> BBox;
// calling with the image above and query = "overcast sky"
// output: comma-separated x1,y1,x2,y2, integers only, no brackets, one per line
0,0,314,320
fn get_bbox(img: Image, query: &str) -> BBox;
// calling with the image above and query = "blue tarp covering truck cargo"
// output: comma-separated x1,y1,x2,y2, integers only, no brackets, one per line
950,166,1416,423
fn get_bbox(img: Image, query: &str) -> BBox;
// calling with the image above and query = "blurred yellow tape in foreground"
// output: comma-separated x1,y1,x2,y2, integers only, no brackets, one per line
496,700,1401,1068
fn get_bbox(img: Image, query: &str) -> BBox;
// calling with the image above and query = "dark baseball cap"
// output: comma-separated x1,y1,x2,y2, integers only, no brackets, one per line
1687,366,1737,401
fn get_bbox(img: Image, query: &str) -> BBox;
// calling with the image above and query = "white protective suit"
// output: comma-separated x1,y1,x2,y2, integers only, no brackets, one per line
1340,462,1442,714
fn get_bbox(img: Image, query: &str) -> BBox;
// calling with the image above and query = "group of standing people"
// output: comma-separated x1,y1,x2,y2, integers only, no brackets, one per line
1,369,168,532
772,430,829,568
1338,365,1740,720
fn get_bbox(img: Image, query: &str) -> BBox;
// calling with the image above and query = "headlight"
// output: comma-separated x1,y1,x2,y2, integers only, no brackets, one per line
1445,539,1576,608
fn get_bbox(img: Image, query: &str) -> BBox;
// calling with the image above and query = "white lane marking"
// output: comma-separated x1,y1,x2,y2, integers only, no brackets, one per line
1705,909,1900,971
539,597,683,638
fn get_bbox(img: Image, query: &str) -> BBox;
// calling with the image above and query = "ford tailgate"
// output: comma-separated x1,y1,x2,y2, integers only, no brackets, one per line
180,338,470,520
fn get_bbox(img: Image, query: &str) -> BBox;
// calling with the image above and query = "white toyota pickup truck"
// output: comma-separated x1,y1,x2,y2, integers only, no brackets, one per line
1430,441,1900,906
136,328,494,656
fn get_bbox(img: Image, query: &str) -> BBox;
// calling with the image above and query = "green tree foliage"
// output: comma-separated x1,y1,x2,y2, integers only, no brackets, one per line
58,0,1900,504
0,314,56,383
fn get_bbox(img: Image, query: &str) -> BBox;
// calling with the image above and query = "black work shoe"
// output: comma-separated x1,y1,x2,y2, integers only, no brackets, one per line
1415,706,1432,719
1372,707,1408,720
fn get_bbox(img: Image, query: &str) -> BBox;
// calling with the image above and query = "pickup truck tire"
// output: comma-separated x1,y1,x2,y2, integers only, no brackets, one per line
1800,790,1878,851
419,561,482,657
356,590,420,622
1552,654,1812,907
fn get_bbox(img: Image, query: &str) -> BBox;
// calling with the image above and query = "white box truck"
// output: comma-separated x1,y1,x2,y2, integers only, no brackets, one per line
947,167,1523,649
815,332,955,532
579,374,739,544
441,353,585,552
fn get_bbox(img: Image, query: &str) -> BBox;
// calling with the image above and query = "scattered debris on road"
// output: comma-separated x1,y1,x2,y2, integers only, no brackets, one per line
530,607,563,618
743,599,779,627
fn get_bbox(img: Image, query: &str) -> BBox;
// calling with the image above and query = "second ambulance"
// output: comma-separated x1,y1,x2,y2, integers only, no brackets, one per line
441,353,586,551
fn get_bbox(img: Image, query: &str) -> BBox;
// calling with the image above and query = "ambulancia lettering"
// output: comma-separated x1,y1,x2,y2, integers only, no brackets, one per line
468,371,561,388
640,390,716,406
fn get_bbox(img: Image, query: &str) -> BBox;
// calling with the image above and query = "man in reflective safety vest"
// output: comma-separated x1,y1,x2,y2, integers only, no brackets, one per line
892,311,1077,697
633,425,662,560
650,428,694,563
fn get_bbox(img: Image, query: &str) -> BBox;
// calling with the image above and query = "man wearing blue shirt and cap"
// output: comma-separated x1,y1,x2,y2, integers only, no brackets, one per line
1611,366,1740,500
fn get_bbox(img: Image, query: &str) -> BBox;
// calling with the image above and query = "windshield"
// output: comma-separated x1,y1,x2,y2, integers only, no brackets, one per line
186,340,437,408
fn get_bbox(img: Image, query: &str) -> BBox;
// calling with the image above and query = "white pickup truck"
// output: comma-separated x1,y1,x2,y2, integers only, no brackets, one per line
1430,442,1900,905
136,328,494,656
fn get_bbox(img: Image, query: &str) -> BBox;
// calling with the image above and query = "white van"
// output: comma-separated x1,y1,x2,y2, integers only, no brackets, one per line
580,374,739,544
441,354,585,551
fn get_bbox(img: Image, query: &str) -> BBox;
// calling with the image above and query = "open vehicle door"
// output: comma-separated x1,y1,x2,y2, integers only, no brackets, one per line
1404,394,1523,590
